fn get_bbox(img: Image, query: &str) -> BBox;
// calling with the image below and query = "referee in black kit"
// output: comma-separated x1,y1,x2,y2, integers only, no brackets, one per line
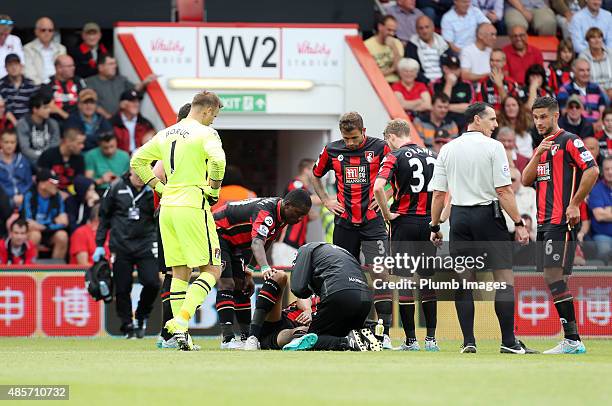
429,102,536,354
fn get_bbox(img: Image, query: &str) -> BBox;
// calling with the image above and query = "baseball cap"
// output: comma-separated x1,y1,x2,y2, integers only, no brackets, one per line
4,53,20,65
120,89,140,102
79,88,97,102
82,22,101,33
567,94,584,109
36,168,59,184
440,52,460,68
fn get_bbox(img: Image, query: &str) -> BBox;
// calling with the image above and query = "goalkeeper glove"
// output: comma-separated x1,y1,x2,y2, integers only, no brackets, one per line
204,185,220,206
154,181,165,196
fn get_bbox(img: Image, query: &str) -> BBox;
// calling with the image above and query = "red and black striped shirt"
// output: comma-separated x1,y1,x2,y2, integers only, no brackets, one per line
313,136,390,224
594,130,612,158
377,143,436,216
283,296,320,322
213,197,286,249
282,179,310,249
474,77,524,112
535,130,597,227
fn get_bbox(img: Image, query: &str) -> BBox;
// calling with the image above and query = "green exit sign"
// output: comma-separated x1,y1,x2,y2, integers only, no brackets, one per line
219,94,266,113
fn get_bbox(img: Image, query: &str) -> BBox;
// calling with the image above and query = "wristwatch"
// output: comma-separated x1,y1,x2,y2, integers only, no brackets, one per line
514,220,525,228
429,222,440,233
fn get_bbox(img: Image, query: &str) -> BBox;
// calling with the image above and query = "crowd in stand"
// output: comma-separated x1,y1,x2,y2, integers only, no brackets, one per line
370,0,612,263
0,15,156,265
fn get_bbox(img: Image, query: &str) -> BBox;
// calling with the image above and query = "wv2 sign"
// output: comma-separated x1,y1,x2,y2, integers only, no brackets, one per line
198,28,281,78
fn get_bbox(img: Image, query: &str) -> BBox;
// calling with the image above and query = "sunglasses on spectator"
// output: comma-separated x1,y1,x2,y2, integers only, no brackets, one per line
568,104,581,110
0,19,14,26
37,28,54,32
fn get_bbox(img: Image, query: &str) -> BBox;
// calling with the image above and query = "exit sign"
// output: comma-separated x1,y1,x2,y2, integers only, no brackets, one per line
219,94,266,113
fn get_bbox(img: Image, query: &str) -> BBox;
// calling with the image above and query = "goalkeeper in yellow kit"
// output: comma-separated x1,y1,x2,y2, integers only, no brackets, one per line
130,91,225,351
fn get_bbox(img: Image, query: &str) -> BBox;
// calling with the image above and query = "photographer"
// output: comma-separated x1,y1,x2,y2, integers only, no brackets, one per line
94,169,159,339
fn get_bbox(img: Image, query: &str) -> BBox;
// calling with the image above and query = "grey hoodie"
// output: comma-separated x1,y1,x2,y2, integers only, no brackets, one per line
16,114,60,165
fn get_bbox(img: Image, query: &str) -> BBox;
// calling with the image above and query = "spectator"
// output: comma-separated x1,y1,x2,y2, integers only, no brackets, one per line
579,27,612,100
69,203,103,265
65,175,99,232
0,54,39,120
41,55,87,121
473,0,505,31
385,0,425,45
460,22,497,83
557,58,609,129
504,168,537,235
569,0,612,54
23,17,66,85
0,95,15,131
392,58,432,117
0,129,32,209
16,92,60,165
0,15,23,79
547,38,575,93
498,95,534,157
559,95,596,138
503,25,544,85
551,0,585,40
583,135,603,168
364,16,404,84
84,132,129,192
417,0,453,28
504,0,557,35
21,168,68,259
496,126,531,172
111,89,155,153
475,49,523,111
413,92,459,147
441,0,489,53
588,156,612,262
0,218,36,264
406,16,448,83
430,52,475,129
65,89,112,151
522,63,555,110
594,107,612,157
70,22,109,79
37,127,85,196
86,55,157,120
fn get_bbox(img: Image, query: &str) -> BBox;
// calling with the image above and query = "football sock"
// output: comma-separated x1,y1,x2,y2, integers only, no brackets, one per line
233,289,252,340
548,280,580,341
374,291,392,335
177,272,216,329
169,278,188,321
398,290,416,340
455,288,476,345
160,273,173,340
215,289,235,342
420,288,437,338
249,279,281,339
494,285,516,347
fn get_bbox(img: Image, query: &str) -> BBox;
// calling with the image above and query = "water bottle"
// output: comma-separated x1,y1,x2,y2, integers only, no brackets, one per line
99,281,110,297
374,318,384,343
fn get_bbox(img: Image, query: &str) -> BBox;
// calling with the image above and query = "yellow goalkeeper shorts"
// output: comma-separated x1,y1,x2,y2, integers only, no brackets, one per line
159,206,221,268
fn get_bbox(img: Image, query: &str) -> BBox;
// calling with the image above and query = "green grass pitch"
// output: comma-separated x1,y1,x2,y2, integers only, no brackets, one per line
1,337,611,405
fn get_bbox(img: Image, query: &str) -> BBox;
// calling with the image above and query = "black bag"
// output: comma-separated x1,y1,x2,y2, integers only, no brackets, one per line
85,260,113,303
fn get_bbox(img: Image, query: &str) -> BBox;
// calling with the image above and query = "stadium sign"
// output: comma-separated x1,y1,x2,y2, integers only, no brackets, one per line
218,94,267,112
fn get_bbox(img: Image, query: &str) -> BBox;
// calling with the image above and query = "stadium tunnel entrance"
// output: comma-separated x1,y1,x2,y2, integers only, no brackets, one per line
219,129,329,241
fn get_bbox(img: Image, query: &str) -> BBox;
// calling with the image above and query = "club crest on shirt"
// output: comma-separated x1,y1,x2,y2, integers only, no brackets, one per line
338,154,344,162
365,151,374,162
550,144,560,156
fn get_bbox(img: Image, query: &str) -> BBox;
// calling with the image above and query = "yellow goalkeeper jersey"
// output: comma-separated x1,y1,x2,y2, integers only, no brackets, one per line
131,118,226,209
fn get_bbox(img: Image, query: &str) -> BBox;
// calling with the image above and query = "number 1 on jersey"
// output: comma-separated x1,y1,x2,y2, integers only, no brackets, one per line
170,140,177,174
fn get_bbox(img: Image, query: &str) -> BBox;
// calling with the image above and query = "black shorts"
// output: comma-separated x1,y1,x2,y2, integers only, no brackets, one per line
219,237,246,279
155,216,170,274
333,216,389,265
449,204,511,271
41,229,62,248
307,289,372,337
390,215,436,277
536,224,577,275
259,315,299,350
